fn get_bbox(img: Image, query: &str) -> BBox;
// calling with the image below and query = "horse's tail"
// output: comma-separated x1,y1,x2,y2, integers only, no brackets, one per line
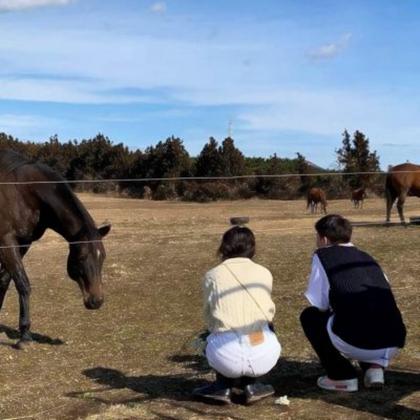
385,170,397,221
385,173,395,201
321,194,327,213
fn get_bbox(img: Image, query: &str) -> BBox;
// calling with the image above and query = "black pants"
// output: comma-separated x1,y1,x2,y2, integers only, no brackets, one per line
300,307,358,380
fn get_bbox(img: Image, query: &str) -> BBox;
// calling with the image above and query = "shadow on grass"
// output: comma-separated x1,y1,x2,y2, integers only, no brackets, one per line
68,366,204,404
0,324,64,347
271,359,420,420
168,354,212,373
68,357,420,419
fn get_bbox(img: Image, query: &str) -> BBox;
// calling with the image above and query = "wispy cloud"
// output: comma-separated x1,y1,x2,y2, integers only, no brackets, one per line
0,113,61,139
150,1,166,14
0,113,50,127
308,33,352,60
0,0,71,12
0,78,160,104
0,21,266,103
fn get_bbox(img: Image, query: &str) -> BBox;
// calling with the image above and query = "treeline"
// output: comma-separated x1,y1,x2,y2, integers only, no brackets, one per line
0,130,382,201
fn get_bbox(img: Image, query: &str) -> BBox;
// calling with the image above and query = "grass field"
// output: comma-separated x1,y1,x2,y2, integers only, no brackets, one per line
0,194,419,420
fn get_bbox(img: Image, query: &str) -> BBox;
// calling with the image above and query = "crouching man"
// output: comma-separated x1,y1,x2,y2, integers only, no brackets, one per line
301,214,406,392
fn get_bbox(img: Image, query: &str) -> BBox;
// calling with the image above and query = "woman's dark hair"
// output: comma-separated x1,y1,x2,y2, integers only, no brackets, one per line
315,214,352,244
218,226,256,260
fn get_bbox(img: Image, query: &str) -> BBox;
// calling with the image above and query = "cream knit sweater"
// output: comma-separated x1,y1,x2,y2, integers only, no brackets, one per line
203,257,276,334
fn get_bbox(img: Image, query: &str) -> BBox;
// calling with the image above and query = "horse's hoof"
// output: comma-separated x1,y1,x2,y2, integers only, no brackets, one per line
14,339,33,350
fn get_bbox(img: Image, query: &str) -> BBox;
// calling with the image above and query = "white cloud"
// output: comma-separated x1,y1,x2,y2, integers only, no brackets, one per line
0,113,49,127
0,78,160,104
150,1,166,14
0,113,61,139
308,32,352,60
0,21,267,102
0,0,71,12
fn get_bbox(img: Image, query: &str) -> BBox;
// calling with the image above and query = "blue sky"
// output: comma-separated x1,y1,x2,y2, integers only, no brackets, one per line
1,0,420,168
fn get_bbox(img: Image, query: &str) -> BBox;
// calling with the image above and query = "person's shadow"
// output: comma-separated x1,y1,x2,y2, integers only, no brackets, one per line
68,356,419,419
0,324,64,348
269,358,420,419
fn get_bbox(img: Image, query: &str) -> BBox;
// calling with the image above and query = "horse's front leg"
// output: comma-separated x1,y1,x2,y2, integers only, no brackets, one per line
0,243,32,347
15,273,31,344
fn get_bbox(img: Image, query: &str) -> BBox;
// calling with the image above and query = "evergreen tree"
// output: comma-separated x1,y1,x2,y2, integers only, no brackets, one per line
143,136,191,179
295,152,312,193
219,137,245,176
142,136,192,198
336,130,380,188
195,137,224,177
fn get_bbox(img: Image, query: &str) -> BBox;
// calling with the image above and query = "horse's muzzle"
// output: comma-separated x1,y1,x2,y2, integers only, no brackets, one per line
84,296,104,310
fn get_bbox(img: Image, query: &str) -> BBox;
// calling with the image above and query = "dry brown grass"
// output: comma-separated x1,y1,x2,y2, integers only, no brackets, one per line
0,195,419,419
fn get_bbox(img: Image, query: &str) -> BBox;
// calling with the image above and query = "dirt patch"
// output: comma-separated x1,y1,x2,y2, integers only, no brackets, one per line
0,195,419,419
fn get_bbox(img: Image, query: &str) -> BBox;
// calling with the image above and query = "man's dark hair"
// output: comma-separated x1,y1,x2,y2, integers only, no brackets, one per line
218,226,256,259
315,214,352,244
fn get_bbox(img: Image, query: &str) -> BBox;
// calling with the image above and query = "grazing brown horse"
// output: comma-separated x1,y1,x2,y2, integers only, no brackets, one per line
307,187,327,214
0,150,111,348
351,187,366,208
385,163,420,223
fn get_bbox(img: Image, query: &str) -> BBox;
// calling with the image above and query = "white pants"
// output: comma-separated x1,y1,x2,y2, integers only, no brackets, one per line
327,316,399,367
206,324,281,378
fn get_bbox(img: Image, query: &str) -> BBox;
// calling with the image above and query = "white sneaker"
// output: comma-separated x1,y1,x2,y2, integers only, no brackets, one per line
317,376,358,392
364,368,384,389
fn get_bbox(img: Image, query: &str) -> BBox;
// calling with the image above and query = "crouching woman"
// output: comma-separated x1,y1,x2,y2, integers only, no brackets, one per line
193,226,281,405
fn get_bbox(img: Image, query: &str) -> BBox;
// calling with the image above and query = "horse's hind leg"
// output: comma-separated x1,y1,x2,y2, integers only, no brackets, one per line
386,190,397,222
0,269,11,311
397,191,408,224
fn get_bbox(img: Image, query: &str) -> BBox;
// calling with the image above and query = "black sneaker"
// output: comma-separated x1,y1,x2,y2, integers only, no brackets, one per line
192,382,232,404
244,382,275,405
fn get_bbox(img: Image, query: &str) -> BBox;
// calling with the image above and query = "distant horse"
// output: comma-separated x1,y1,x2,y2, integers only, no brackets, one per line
351,187,366,208
385,163,420,223
307,187,327,214
0,150,111,348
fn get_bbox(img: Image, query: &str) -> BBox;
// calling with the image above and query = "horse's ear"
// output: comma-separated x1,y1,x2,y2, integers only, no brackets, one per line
98,222,111,238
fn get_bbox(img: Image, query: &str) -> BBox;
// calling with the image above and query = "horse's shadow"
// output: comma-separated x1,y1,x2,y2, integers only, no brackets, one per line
68,355,420,419
0,324,64,348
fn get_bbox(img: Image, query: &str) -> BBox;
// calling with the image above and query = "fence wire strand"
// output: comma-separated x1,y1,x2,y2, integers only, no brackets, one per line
0,169,418,250
0,169,418,185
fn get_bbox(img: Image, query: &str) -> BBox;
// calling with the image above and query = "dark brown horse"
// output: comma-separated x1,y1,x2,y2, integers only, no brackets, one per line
307,187,327,214
351,187,366,208
0,150,111,348
385,163,420,223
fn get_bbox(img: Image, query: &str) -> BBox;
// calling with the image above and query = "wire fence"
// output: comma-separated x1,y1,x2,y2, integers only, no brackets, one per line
0,170,418,251
0,169,418,185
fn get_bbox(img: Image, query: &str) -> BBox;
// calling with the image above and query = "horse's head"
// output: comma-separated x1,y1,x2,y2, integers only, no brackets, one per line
67,223,111,310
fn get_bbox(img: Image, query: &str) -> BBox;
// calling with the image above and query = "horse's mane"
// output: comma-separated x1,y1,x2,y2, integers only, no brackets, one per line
0,149,97,235
0,149,33,176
